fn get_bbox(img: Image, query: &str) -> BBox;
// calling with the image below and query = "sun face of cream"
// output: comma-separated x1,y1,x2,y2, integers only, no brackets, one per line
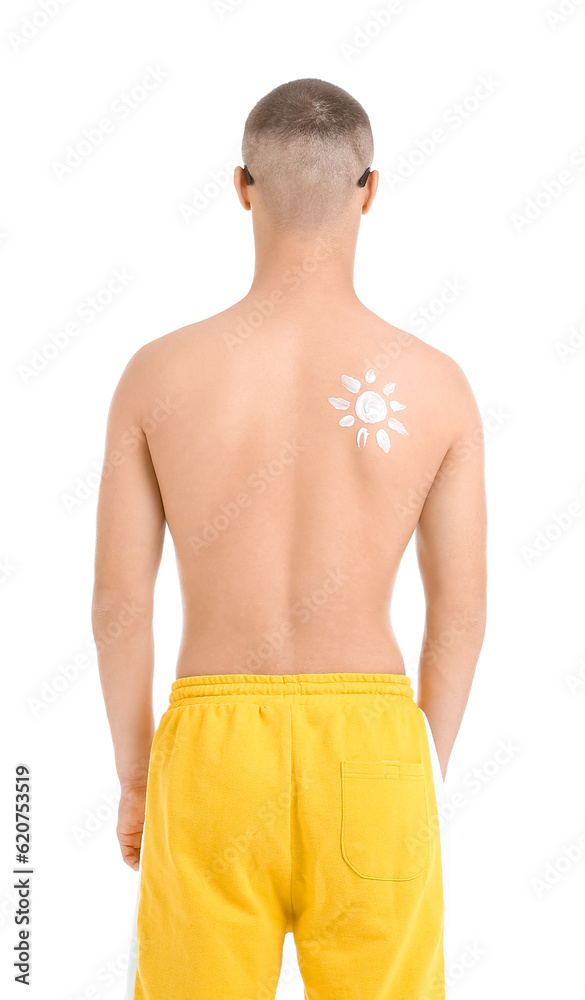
355,391,388,424
328,369,408,452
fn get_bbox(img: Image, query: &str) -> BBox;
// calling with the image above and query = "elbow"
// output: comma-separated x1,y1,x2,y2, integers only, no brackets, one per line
425,596,487,634
459,608,487,637
91,588,154,638
455,597,487,631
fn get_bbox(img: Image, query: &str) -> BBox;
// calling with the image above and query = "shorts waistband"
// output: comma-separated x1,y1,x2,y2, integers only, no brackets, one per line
169,672,413,705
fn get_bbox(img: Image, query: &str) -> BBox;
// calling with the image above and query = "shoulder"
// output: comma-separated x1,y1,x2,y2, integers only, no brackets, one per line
373,321,482,445
115,307,237,390
105,313,225,434
120,318,211,375
373,315,475,384
385,324,470,383
409,334,483,448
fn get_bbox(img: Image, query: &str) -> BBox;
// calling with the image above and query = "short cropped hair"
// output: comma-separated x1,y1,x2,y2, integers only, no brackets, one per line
241,78,374,233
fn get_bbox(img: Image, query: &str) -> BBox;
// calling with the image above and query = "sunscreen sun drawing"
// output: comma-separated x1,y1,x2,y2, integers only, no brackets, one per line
328,369,408,453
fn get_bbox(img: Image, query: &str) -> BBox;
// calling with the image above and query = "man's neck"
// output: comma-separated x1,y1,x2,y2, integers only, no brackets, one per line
246,227,360,306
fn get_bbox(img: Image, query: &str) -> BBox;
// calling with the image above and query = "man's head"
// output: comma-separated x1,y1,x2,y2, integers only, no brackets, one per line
237,78,376,237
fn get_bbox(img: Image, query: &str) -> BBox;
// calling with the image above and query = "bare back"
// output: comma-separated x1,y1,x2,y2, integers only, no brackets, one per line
98,296,484,678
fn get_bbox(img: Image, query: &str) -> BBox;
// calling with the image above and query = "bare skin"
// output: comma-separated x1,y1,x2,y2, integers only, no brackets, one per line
92,167,487,869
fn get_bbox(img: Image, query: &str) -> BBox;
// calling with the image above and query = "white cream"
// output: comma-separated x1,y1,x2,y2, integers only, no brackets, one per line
355,391,387,423
376,429,391,453
329,370,408,452
387,417,408,435
341,374,361,393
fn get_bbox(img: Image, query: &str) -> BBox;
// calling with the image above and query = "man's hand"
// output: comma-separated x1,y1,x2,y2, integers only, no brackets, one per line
117,784,147,870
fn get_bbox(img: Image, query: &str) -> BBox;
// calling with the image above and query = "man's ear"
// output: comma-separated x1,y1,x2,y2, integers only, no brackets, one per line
234,166,252,211
361,169,379,215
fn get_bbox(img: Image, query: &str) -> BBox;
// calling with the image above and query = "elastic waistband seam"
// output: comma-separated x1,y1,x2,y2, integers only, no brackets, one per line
171,672,411,686
168,672,413,705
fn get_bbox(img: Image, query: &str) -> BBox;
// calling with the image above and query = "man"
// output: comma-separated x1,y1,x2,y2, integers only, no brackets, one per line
93,78,487,1000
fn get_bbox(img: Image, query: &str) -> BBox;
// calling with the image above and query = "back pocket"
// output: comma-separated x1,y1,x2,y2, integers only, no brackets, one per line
341,760,429,880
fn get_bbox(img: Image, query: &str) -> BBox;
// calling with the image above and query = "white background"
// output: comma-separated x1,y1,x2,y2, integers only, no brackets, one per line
1,0,585,997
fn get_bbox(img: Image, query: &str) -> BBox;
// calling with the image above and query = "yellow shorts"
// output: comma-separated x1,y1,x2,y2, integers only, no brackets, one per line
126,673,446,999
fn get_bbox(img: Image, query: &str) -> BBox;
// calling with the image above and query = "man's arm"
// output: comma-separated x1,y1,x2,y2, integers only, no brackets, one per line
415,365,487,779
91,349,166,867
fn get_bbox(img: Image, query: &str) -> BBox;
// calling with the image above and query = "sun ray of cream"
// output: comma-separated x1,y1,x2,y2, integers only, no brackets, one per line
376,429,391,453
365,369,376,383
383,383,396,395
341,374,361,393
390,401,406,411
357,427,369,447
328,397,350,409
388,417,408,435
339,415,354,426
